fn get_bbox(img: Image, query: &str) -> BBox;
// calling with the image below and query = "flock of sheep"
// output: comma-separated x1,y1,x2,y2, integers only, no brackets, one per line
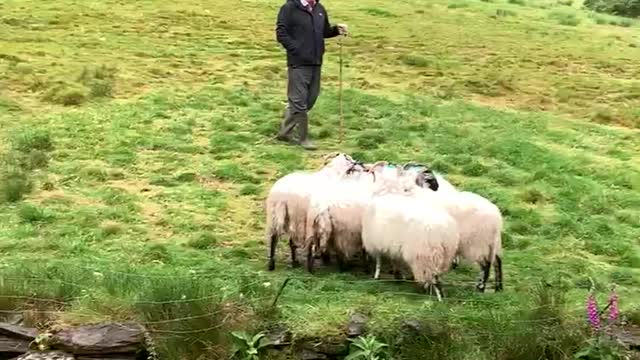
264,153,503,300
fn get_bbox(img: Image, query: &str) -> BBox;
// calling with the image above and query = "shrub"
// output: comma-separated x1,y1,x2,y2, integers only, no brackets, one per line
0,170,33,203
11,129,53,153
18,203,52,223
399,54,430,68
100,221,123,237
187,233,220,249
549,10,582,26
594,15,609,24
485,282,586,359
583,0,640,18
77,64,117,83
447,2,470,8
43,82,88,106
610,17,634,27
144,244,172,263
22,150,50,170
88,79,113,98
239,184,260,196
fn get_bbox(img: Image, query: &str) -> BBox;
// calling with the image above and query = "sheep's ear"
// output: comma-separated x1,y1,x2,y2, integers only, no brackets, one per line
403,162,420,170
422,170,439,191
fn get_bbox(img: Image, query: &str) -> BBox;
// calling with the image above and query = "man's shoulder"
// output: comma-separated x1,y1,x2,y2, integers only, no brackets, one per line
280,0,296,9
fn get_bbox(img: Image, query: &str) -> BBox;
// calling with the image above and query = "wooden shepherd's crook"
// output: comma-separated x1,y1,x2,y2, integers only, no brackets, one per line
338,34,345,144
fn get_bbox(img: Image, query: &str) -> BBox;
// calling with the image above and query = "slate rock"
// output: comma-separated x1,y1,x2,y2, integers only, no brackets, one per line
10,350,75,360
347,312,368,338
301,339,348,356
1,334,31,355
400,319,424,334
50,323,144,355
613,325,640,350
1,322,38,355
299,348,327,360
0,323,38,340
263,325,292,347
76,355,138,360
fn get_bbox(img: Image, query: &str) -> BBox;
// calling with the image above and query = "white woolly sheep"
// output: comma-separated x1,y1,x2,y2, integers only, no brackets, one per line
303,163,398,273
400,169,503,293
361,184,460,301
304,161,442,274
402,163,460,267
265,152,359,271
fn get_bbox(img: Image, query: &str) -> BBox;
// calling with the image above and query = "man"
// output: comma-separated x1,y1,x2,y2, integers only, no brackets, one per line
275,0,347,150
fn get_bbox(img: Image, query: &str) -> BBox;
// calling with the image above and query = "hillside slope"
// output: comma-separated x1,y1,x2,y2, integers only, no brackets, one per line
1,0,639,359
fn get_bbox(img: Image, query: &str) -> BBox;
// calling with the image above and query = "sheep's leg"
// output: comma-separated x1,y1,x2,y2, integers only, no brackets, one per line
434,284,443,302
435,275,444,300
336,254,350,272
424,277,444,301
475,260,491,293
289,238,300,268
391,262,402,279
373,255,381,280
393,270,402,279
267,233,277,271
452,255,460,270
494,255,503,292
362,251,371,275
306,243,315,274
321,252,331,265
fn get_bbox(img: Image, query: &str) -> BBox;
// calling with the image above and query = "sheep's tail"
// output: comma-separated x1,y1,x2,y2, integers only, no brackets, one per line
305,210,332,273
316,212,332,256
266,201,288,271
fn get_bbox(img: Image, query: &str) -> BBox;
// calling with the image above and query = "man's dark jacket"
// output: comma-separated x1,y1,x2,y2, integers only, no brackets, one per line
276,0,340,67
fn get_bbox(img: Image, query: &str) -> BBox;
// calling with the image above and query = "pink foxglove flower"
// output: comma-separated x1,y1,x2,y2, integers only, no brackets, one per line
587,292,600,332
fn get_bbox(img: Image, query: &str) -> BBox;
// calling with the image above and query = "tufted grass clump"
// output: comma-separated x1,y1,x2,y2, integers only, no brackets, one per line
43,82,89,106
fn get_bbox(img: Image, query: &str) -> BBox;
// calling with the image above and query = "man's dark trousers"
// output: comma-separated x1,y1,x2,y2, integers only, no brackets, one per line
278,65,321,144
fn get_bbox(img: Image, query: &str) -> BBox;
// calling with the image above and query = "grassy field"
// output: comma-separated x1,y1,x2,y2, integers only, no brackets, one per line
1,0,640,359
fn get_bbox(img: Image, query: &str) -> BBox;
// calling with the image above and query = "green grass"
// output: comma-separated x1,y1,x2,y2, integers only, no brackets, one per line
1,0,640,359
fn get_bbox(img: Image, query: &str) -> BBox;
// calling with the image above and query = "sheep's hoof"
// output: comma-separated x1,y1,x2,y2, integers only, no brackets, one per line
267,260,275,271
392,270,403,279
434,287,443,302
291,260,301,268
475,284,486,293
452,256,460,270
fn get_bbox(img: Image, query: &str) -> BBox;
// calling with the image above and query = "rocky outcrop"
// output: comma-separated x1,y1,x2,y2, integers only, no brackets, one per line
0,322,147,360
